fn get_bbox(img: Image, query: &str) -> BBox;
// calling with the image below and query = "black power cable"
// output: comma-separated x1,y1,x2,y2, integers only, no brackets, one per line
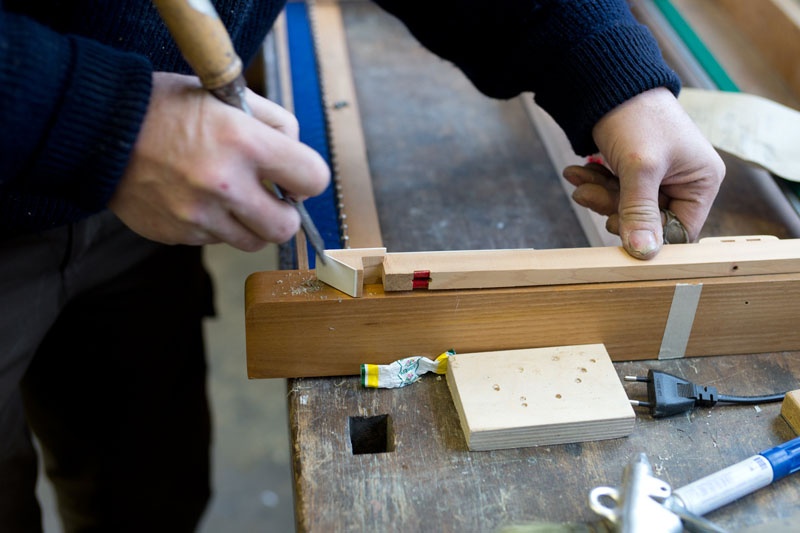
625,369,787,418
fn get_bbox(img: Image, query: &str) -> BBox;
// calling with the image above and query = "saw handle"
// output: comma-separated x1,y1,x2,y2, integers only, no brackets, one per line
152,0,243,90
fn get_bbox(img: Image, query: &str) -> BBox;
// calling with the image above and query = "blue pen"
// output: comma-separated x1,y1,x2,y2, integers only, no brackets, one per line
667,435,800,516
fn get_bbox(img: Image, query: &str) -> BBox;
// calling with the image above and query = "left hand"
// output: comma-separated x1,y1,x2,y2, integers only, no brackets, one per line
562,87,725,260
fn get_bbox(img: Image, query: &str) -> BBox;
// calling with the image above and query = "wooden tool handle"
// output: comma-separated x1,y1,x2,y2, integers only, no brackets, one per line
152,0,243,90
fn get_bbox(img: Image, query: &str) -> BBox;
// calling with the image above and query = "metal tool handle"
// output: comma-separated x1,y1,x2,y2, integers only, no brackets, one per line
152,0,243,90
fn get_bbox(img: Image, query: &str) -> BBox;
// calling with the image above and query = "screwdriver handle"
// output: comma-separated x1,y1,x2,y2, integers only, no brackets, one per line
152,0,243,90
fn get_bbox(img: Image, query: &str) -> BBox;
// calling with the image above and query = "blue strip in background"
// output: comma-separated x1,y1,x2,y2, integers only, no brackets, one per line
285,2,342,268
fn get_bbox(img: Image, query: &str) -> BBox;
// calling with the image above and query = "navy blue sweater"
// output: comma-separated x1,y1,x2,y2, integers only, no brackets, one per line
0,0,679,235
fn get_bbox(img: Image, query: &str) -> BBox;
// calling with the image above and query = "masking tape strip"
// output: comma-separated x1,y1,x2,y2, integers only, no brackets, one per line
658,283,703,360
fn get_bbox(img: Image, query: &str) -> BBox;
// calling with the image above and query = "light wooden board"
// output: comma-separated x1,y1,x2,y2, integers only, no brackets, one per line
782,389,800,435
316,247,385,297
381,238,800,291
317,238,800,295
446,345,635,451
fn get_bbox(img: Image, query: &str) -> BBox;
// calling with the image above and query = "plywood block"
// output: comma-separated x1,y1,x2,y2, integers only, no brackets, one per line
781,389,800,435
446,345,635,451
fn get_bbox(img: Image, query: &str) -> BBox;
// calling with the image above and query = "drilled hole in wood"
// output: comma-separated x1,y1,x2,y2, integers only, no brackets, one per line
349,414,395,455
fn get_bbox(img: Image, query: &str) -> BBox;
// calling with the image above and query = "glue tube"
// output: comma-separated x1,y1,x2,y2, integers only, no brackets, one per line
360,350,453,388
668,435,800,517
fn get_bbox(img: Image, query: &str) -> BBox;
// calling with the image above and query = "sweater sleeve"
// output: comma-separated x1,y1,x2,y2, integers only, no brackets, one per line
372,0,680,156
0,8,153,234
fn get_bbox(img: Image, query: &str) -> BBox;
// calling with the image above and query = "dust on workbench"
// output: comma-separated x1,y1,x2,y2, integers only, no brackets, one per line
267,270,329,298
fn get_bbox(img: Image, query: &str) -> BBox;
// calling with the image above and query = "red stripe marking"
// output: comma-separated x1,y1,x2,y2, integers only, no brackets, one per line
412,270,431,289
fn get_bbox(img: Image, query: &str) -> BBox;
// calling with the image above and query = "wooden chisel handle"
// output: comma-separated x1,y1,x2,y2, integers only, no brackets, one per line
152,0,243,90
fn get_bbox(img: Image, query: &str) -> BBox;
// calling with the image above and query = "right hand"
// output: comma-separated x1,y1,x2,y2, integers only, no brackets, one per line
563,88,724,259
109,72,330,251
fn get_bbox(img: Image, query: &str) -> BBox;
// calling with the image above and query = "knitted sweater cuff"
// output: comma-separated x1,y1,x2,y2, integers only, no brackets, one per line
28,35,153,212
534,23,681,156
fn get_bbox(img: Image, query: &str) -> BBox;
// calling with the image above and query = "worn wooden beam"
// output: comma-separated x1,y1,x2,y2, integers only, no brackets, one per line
245,266,800,378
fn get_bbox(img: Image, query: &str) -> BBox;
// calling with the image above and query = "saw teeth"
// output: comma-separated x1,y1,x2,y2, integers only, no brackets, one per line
307,1,349,249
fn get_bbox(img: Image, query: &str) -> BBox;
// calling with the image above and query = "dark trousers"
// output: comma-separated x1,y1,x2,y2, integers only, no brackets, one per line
0,211,214,532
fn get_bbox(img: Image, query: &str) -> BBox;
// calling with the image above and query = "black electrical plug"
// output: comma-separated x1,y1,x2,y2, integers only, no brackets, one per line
625,370,718,417
625,369,787,418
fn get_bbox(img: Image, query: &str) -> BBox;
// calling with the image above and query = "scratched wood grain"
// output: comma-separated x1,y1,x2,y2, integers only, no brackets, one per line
289,353,800,531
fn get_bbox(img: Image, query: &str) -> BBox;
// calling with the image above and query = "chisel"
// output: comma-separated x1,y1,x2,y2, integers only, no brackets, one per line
152,0,327,264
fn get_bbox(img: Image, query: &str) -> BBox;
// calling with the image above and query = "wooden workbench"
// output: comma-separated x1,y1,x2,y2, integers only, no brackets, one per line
280,2,800,530
289,355,799,531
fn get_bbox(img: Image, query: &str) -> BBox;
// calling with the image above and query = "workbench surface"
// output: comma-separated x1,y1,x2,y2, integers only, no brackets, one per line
289,354,799,531
284,3,800,531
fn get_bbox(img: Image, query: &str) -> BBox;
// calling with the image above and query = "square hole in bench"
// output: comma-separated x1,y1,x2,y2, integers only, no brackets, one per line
349,414,395,455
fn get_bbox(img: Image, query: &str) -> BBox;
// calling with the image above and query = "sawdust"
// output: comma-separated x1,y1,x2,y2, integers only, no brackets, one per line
269,272,325,297
291,278,323,296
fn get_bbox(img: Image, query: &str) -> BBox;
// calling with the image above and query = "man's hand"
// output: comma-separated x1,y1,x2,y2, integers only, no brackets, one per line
109,72,330,251
562,87,725,260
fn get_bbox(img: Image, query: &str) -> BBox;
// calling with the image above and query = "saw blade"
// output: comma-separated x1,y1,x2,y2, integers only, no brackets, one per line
307,0,384,250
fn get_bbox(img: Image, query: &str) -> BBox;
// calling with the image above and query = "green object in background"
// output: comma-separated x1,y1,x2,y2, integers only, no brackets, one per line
653,0,800,209
652,0,739,92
